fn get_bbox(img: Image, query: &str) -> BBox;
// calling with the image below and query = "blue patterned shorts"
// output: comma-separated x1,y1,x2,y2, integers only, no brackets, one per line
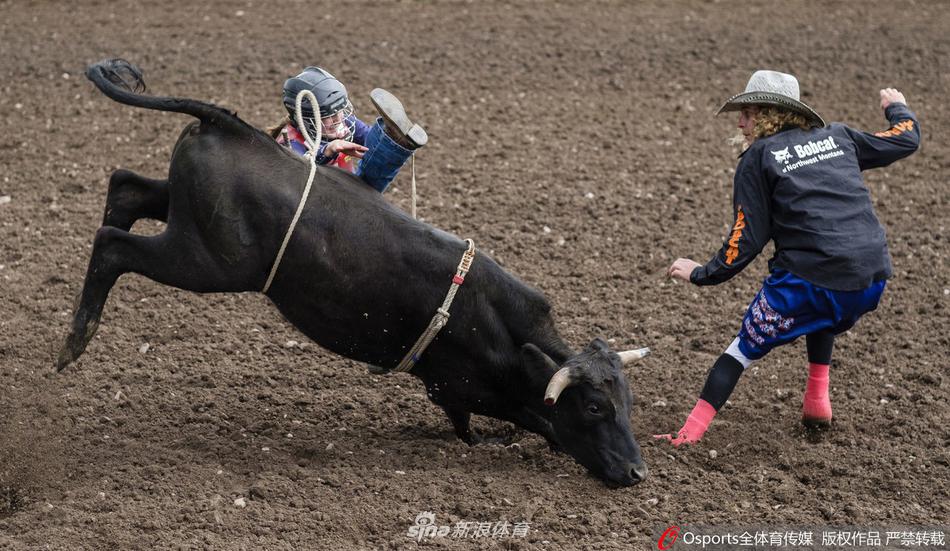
736,270,886,361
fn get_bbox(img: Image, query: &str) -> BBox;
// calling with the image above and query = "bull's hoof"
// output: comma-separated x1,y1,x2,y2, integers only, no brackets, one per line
56,342,80,372
56,321,98,372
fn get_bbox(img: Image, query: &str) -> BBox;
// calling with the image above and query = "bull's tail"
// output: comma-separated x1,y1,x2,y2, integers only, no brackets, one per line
86,58,245,130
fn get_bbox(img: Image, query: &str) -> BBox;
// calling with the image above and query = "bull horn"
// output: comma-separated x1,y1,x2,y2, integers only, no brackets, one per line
618,347,650,365
544,367,576,406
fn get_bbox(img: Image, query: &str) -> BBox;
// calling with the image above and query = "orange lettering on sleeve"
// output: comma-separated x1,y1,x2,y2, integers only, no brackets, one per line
874,119,915,138
724,207,745,266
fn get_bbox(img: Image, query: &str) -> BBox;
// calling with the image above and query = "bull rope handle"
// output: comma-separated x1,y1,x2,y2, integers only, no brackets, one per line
262,90,322,293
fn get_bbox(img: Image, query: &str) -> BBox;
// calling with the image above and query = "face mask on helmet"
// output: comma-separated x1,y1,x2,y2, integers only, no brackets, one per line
283,66,355,143
317,103,356,141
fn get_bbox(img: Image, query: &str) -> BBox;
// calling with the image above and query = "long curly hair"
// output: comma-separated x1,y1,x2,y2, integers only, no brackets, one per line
752,107,811,139
732,106,812,150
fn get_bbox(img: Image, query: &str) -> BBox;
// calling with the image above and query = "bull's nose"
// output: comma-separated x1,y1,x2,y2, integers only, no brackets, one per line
628,461,648,484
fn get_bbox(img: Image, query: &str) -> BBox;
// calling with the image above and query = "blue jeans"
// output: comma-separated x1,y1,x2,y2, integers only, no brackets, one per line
356,117,414,193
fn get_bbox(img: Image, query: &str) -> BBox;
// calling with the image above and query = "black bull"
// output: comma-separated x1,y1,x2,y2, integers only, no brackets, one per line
58,59,649,487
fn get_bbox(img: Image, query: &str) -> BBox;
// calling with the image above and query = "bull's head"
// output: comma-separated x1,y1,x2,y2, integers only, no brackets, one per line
522,338,648,487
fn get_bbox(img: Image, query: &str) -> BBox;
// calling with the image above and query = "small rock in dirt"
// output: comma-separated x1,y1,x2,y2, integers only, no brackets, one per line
138,343,150,354
394,470,406,475
0,196,11,205
645,498,658,506
233,497,246,508
708,450,718,459
285,340,298,348
652,400,667,407
249,486,270,500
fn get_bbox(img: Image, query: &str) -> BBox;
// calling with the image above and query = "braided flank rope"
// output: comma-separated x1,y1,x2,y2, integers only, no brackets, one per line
392,239,476,373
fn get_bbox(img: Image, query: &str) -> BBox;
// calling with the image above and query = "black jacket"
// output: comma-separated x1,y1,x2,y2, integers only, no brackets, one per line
691,103,920,291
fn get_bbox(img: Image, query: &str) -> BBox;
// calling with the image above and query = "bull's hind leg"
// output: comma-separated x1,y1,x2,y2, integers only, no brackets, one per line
56,226,240,371
102,169,169,231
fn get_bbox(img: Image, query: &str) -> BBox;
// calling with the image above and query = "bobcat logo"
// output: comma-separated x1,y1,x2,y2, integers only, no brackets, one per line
771,147,794,164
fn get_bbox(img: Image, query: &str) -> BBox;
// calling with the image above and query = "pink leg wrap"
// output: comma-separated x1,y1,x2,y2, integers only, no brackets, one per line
802,362,832,425
676,399,717,444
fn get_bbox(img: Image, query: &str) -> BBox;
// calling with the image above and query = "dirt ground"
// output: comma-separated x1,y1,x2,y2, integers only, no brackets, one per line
1,0,948,549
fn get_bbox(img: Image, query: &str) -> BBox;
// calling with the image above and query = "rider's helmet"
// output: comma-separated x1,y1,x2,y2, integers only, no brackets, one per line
282,66,355,141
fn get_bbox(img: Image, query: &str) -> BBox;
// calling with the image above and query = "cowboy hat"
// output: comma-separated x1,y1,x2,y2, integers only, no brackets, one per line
717,70,825,128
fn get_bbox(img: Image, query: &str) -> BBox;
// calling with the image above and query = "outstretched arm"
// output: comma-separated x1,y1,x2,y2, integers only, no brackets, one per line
844,88,920,171
672,151,772,286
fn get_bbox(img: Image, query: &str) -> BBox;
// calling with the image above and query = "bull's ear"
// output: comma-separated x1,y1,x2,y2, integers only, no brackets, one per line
587,337,610,352
520,343,560,373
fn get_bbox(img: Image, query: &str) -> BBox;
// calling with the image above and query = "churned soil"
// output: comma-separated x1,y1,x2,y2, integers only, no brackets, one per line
1,0,948,549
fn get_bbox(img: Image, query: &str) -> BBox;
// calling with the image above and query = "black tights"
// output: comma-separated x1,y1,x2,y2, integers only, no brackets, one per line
699,331,837,411
806,330,835,365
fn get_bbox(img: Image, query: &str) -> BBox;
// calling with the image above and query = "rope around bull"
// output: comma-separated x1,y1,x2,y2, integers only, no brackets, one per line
391,238,476,373
261,90,322,293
